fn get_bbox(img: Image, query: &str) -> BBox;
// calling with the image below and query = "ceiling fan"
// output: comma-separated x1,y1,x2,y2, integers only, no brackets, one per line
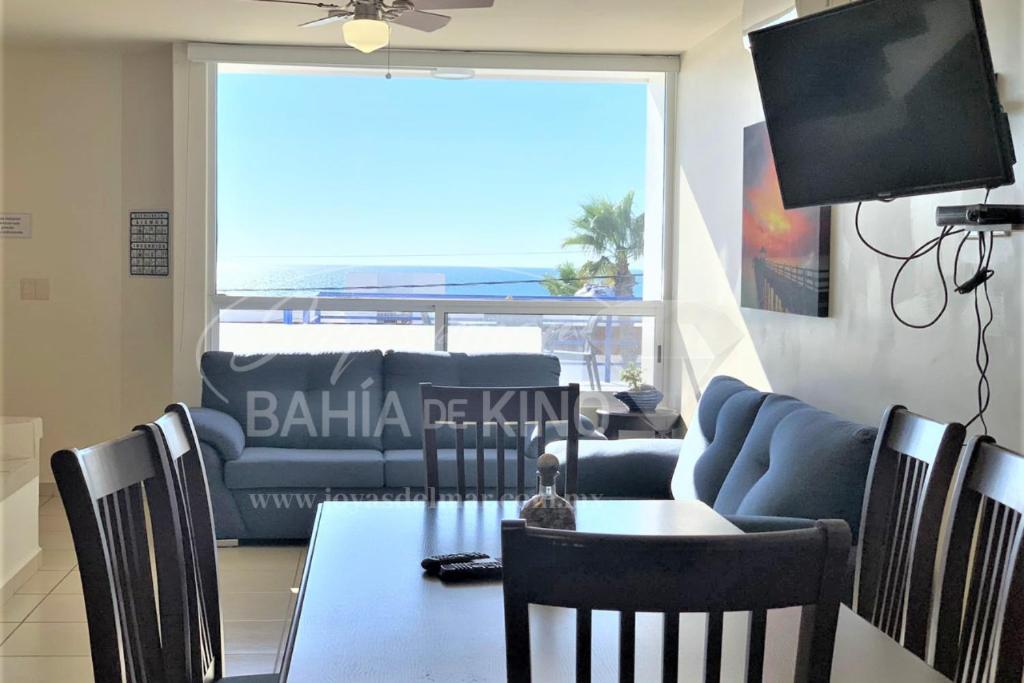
252,0,495,53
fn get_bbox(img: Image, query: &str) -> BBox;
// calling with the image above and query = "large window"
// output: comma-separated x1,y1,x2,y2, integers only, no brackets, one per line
212,57,668,390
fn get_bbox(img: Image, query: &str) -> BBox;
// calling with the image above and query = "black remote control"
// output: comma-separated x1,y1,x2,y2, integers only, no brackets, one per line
421,552,489,575
437,559,503,583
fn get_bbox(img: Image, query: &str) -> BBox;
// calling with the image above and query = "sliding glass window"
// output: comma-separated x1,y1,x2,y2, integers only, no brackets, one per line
213,60,668,390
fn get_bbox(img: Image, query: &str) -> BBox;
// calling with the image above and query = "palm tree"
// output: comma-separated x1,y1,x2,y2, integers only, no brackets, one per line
541,262,588,297
563,191,644,297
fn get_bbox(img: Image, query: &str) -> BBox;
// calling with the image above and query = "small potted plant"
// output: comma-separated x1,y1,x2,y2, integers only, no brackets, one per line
614,364,663,414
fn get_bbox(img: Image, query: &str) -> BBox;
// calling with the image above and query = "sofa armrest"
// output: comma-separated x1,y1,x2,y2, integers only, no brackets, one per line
724,514,816,534
190,407,245,462
526,416,605,457
547,438,679,499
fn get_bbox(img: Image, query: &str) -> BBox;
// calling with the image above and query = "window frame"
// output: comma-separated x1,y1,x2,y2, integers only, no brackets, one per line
191,44,679,393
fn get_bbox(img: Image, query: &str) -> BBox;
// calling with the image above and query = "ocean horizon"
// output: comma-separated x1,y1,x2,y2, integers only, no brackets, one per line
218,261,644,299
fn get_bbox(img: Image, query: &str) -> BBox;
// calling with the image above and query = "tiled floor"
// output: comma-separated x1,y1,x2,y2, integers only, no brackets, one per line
0,489,305,682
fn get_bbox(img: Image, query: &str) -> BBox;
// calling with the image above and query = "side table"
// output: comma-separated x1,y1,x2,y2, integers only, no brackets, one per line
597,408,682,439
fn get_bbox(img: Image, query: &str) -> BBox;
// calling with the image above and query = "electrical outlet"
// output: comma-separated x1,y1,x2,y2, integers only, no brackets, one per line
18,278,50,300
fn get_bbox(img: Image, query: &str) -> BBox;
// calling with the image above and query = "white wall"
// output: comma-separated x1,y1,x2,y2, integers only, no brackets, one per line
1,46,174,479
670,0,1023,447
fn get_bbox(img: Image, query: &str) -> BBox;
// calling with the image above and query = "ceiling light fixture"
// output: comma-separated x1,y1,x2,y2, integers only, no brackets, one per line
342,4,391,54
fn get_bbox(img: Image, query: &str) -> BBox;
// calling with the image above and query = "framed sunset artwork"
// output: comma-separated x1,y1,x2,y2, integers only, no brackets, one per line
741,121,831,317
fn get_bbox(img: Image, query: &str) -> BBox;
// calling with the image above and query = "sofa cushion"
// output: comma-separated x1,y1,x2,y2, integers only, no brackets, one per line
457,353,561,387
697,376,753,442
547,439,679,498
382,351,463,451
735,408,876,540
384,449,520,490
712,394,808,514
201,351,384,450
224,447,384,490
691,388,767,505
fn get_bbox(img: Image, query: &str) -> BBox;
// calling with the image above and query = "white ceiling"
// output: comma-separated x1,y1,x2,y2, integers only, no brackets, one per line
2,0,738,54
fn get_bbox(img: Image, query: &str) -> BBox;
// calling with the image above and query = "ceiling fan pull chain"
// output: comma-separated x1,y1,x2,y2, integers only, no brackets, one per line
385,38,392,79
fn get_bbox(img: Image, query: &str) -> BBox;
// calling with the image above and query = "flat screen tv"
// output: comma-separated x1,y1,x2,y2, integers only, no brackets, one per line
748,0,1016,209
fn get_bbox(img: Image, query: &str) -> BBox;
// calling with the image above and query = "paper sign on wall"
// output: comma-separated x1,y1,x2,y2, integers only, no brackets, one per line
0,214,32,238
129,211,170,277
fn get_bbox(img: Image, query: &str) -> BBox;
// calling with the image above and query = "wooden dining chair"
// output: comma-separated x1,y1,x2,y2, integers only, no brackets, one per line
150,402,280,683
852,405,965,658
51,426,187,683
930,436,1024,682
501,518,851,682
420,383,580,502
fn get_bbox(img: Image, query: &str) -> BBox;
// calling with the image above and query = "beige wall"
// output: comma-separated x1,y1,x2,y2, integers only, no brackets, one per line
671,0,1023,447
1,45,174,480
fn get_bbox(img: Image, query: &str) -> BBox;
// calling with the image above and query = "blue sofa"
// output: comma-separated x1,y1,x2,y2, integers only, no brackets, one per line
549,375,877,540
193,350,607,540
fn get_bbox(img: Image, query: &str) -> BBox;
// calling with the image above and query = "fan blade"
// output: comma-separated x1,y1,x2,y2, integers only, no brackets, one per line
412,0,493,9
391,9,451,31
252,0,345,7
299,11,349,27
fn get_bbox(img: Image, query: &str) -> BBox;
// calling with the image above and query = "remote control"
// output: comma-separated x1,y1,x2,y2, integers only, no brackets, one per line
437,559,503,583
421,551,490,575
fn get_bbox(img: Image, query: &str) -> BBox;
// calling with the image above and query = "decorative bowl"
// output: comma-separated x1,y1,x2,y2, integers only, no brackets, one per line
613,386,663,414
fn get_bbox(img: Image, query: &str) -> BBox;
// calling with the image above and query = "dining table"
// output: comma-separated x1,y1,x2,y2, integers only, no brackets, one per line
280,499,952,682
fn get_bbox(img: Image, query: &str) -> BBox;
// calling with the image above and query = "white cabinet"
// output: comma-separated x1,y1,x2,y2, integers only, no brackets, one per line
0,417,43,598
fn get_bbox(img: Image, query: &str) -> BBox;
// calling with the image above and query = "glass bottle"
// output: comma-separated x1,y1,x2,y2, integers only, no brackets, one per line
519,453,575,530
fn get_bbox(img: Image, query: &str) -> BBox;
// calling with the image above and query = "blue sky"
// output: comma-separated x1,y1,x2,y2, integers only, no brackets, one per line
217,70,647,269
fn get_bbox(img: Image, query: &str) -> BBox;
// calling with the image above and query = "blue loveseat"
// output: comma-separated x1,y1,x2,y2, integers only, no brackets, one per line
549,375,878,540
193,350,609,540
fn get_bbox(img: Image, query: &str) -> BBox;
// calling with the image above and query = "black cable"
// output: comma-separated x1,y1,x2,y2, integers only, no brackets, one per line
965,230,996,433
857,193,1000,430
856,202,962,329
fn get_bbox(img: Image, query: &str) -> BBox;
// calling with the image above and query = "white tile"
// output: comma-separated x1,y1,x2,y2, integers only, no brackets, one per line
51,571,82,595
37,515,70,534
0,595,43,623
25,594,87,623
0,622,18,644
223,620,287,654
38,530,74,550
225,654,279,677
0,656,94,683
0,622,91,656
14,571,68,595
38,549,77,572
220,592,295,621
38,496,66,517
218,570,297,593
218,546,302,574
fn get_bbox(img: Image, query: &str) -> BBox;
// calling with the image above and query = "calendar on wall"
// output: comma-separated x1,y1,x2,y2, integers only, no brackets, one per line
129,211,170,277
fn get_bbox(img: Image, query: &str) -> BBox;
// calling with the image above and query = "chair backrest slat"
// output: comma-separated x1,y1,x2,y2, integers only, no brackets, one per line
501,519,851,682
454,420,467,500
619,611,636,683
931,436,1024,682
151,403,226,683
476,421,485,495
854,405,964,657
420,384,581,502
704,611,723,682
745,609,767,683
576,609,592,683
52,428,177,683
